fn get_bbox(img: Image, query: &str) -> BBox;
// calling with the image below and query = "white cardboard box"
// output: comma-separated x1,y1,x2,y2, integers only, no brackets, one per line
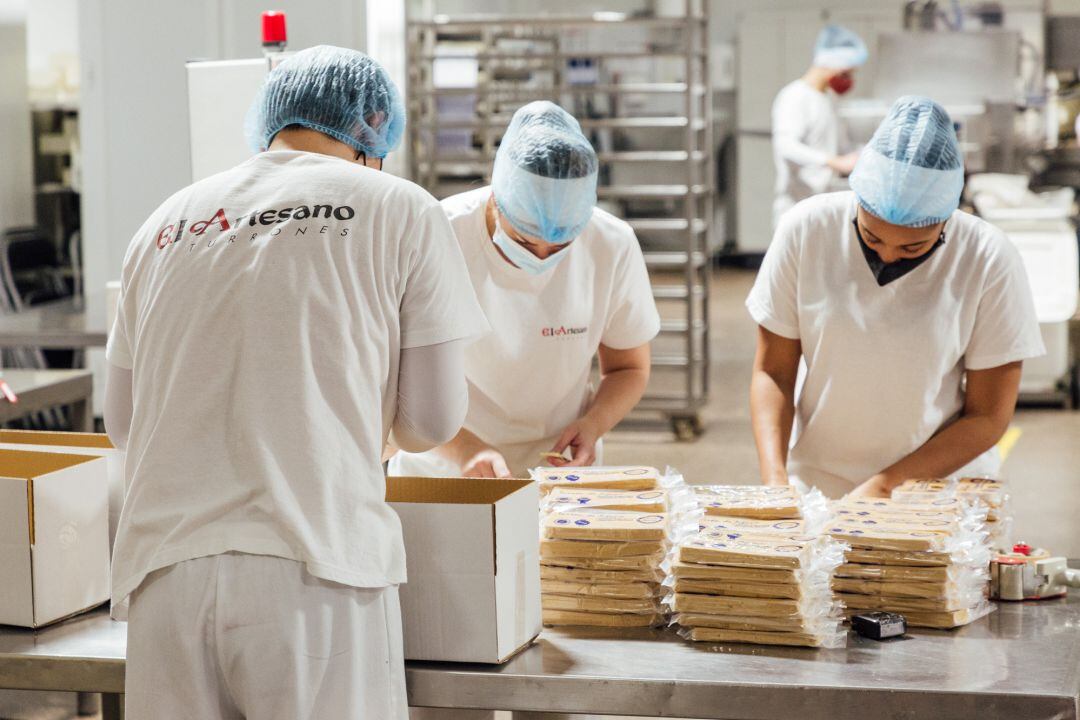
387,476,541,664
0,431,124,553
0,448,110,628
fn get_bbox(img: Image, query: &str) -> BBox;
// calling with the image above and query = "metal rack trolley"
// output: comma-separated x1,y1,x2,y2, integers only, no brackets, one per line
406,3,712,439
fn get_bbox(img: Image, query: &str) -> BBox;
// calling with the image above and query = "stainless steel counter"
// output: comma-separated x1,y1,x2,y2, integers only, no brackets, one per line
0,299,107,349
1,587,1078,720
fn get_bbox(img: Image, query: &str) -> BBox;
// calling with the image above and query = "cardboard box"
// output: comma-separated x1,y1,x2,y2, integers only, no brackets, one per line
0,449,110,628
0,431,124,552
387,476,540,663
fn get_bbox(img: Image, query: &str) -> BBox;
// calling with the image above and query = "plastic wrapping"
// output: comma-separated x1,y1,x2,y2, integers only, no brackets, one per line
671,562,798,585
843,602,995,629
677,535,813,570
543,509,669,542
892,477,1008,521
670,578,801,600
844,549,951,567
669,592,803,618
672,612,809,633
669,533,847,649
680,625,846,649
544,488,668,514
831,577,985,604
834,592,981,613
542,593,662,615
694,485,801,520
541,553,666,572
696,516,809,536
835,563,952,583
531,466,661,494
541,564,664,584
541,580,662,600
543,609,664,628
541,538,665,559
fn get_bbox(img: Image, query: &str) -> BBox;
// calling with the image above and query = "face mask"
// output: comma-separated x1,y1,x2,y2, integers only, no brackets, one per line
829,73,854,95
492,221,569,276
853,220,945,287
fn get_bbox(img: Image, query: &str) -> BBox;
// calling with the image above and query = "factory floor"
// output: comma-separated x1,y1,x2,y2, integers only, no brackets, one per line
4,267,1078,720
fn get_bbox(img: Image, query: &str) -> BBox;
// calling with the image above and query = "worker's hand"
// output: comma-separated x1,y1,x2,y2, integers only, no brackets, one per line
846,475,892,499
549,416,602,467
828,151,860,176
461,447,512,478
381,444,398,464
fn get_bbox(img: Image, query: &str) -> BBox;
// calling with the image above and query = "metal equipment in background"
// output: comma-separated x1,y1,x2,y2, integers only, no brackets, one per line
407,2,713,439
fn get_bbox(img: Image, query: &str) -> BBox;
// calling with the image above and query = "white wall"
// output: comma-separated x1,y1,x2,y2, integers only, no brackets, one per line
0,0,34,231
79,0,368,314
78,0,367,411
25,0,78,94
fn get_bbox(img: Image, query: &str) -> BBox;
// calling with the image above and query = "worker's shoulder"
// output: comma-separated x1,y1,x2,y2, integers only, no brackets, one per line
783,191,853,234
946,209,1021,270
587,206,638,247
440,186,491,222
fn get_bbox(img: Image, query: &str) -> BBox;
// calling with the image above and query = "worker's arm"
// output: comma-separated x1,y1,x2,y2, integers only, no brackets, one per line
432,427,513,478
549,342,651,467
104,363,133,451
750,326,802,486
390,340,469,454
773,117,858,174
849,362,1023,498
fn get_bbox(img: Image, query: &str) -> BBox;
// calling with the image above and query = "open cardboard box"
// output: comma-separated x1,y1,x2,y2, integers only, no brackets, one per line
0,448,110,628
387,476,541,663
0,431,124,552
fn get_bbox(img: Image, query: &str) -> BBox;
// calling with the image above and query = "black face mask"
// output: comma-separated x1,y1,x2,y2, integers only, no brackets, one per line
854,220,945,287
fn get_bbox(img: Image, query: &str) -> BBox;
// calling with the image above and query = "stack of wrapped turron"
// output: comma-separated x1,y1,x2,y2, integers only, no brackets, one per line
892,477,1011,551
668,485,848,648
828,494,994,629
536,467,691,629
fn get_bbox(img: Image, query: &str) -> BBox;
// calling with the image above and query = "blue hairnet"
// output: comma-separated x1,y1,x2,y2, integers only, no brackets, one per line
245,45,405,158
813,25,868,69
491,101,599,244
849,96,964,228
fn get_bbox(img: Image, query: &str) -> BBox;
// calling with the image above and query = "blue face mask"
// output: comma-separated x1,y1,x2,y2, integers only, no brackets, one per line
492,221,569,276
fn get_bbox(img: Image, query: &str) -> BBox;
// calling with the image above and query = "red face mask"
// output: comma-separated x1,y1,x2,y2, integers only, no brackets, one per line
829,73,854,95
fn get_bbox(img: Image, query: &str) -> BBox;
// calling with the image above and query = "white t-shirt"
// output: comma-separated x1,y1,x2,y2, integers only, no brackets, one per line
772,79,845,225
391,187,661,478
746,191,1044,497
107,151,488,605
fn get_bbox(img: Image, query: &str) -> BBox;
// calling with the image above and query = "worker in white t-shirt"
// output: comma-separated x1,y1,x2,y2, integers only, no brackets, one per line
748,96,1045,499
103,47,487,720
391,101,660,480
772,24,868,227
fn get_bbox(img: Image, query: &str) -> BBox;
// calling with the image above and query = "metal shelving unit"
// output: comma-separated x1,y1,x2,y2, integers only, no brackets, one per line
407,3,712,439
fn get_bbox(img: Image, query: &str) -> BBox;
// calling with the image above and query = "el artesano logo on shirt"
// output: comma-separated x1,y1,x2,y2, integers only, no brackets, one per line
153,204,356,251
542,325,588,338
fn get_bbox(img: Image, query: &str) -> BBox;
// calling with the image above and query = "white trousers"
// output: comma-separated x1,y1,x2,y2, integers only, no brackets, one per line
126,552,408,720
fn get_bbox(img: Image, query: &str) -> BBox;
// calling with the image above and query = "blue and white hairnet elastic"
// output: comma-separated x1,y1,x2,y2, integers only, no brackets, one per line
813,25,868,69
849,96,964,228
245,45,405,158
491,101,599,244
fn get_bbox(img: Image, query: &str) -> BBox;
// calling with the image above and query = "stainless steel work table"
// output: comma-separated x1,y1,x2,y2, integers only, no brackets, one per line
0,299,107,349
0,369,94,431
2,584,1078,720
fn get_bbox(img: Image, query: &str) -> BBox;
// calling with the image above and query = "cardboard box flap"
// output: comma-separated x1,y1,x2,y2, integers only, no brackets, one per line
0,449,101,478
0,431,114,450
387,476,530,504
